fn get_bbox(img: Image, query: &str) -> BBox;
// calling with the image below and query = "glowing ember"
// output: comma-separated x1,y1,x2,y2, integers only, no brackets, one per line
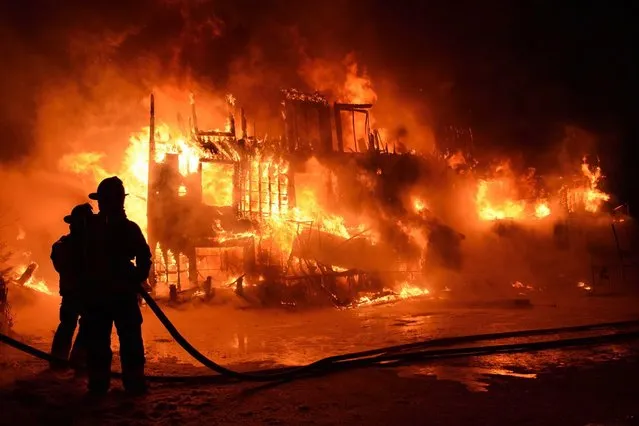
577,281,592,291
412,196,428,213
512,281,534,290
534,202,551,218
446,150,468,170
356,282,429,307
398,283,430,299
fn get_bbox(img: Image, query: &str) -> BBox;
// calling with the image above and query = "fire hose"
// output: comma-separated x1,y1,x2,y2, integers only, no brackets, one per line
2,289,639,383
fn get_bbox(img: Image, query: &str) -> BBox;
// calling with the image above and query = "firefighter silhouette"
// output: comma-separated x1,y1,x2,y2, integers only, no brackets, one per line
83,176,152,395
50,203,93,371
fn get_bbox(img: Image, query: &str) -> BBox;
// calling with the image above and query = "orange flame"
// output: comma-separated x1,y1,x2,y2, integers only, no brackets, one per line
474,158,611,222
412,196,428,213
534,202,551,219
579,159,610,213
12,264,53,296
356,281,430,307
476,179,527,221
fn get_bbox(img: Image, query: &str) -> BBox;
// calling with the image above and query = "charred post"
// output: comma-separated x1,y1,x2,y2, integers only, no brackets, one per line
147,93,157,290
240,107,247,140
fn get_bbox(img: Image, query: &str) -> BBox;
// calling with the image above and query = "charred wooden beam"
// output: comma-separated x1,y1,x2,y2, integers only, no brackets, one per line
281,269,364,281
148,94,157,290
15,263,37,286
228,111,236,139
240,108,247,139
334,103,374,110
198,137,235,161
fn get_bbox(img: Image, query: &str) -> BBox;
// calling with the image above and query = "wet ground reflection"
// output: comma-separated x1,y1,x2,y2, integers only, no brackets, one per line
398,365,537,392
396,341,638,392
6,292,639,370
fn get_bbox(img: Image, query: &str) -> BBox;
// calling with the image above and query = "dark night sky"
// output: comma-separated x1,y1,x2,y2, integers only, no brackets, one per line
0,0,637,203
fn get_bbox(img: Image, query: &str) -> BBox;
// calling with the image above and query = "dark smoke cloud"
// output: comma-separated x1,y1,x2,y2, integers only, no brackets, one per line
0,0,359,160
0,1,636,190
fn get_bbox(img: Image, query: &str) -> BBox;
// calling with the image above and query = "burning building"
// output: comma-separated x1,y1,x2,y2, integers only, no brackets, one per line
144,89,440,307
3,75,623,311
129,83,620,308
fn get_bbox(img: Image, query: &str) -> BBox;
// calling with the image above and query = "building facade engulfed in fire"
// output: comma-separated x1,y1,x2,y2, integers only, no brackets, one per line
1,81,624,310
145,89,447,306
136,86,619,308
0,80,627,313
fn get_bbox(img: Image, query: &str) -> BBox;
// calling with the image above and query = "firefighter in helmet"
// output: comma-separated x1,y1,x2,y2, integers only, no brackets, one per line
83,176,152,395
50,203,93,371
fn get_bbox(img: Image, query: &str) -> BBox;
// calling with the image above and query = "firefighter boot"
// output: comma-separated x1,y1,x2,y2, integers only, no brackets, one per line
122,365,147,395
87,369,111,395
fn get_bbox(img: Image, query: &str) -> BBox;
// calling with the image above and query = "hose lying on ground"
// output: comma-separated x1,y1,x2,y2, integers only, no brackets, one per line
1,288,639,383
140,290,639,381
2,324,639,384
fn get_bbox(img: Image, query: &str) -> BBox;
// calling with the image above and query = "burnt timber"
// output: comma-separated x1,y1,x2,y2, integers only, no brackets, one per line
146,89,435,306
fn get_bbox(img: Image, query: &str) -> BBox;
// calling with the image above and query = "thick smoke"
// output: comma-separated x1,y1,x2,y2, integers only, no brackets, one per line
0,3,436,230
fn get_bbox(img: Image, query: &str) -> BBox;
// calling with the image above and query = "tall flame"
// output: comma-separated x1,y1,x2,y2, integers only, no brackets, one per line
474,158,610,222
578,159,610,213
